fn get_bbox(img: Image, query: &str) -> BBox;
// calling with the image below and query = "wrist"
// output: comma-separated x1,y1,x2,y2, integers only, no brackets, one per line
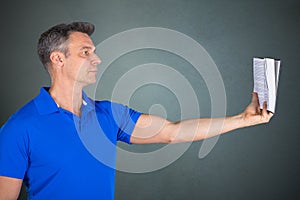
234,113,247,129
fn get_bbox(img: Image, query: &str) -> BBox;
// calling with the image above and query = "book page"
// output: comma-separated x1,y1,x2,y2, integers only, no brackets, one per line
253,57,281,113
253,58,267,110
275,60,281,90
265,58,276,113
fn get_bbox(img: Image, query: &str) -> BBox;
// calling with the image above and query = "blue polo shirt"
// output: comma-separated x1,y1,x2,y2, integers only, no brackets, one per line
0,87,141,199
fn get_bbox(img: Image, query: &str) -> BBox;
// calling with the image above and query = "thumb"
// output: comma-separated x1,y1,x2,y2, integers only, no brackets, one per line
251,92,259,104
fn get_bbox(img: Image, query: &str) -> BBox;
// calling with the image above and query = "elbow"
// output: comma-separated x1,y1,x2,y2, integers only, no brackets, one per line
162,122,179,144
164,133,175,144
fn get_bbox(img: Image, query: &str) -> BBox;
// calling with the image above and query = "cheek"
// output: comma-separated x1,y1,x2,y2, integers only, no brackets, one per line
63,58,90,79
76,63,93,80
78,62,90,74
69,60,87,72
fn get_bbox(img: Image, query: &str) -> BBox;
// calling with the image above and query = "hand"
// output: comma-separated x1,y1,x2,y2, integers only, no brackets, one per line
241,92,274,127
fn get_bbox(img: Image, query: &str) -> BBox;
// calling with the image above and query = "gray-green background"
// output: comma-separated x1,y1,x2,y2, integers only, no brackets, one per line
1,0,299,199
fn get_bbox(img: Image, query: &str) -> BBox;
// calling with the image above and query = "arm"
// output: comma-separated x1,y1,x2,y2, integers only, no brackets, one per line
0,176,22,200
130,93,273,144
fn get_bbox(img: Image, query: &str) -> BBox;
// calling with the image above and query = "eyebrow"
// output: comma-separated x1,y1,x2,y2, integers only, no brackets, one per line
80,46,96,52
80,46,92,50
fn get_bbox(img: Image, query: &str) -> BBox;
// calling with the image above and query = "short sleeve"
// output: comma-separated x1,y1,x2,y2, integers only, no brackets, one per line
0,117,29,179
110,103,142,144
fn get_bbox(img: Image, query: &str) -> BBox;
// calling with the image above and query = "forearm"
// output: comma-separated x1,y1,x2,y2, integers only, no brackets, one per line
168,114,246,143
132,93,273,144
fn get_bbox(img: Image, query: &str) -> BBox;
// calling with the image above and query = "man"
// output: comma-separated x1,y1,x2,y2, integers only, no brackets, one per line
0,22,273,200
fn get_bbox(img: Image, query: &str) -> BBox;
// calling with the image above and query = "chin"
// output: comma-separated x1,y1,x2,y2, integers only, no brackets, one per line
80,76,97,87
88,79,97,85
81,80,96,88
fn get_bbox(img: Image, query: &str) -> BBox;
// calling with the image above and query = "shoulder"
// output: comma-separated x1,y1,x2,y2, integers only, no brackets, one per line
94,100,127,112
93,100,142,120
94,99,142,121
94,100,113,107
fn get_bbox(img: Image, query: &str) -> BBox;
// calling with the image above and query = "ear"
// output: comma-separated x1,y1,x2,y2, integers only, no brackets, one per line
50,51,65,68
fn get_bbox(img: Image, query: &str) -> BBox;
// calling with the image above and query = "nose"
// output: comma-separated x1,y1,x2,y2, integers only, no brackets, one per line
91,53,101,66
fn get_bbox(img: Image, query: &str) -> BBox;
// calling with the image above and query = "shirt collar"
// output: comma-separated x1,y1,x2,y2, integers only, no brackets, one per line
82,90,94,113
34,87,94,115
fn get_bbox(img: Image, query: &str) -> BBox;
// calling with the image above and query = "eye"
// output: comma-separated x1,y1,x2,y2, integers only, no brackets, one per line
83,50,90,56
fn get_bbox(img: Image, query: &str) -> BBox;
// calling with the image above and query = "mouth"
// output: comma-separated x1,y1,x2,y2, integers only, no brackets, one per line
89,69,98,73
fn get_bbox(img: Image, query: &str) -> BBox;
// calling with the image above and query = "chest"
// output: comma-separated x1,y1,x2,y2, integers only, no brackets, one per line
27,112,118,170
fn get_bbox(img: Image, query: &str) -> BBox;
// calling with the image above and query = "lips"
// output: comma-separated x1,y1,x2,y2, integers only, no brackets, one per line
89,69,98,73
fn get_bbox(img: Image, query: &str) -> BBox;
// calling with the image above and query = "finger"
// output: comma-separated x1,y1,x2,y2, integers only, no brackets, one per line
262,101,268,116
257,105,261,114
268,111,274,118
262,101,273,121
252,92,259,105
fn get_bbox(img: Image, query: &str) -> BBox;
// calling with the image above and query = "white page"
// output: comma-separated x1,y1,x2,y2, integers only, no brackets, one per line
275,60,281,91
265,58,276,113
253,58,267,110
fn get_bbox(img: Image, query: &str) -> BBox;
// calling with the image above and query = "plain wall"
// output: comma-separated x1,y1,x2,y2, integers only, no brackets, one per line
0,0,299,199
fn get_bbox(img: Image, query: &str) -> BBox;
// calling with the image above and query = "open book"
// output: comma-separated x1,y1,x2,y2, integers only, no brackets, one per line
253,57,281,113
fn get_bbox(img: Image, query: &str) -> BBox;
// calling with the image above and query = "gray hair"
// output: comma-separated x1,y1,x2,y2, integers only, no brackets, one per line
37,22,95,71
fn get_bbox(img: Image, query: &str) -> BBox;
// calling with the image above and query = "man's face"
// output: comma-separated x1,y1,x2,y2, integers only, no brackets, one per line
63,32,101,87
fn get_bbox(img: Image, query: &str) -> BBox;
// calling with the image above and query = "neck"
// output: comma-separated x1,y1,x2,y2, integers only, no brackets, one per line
49,80,84,117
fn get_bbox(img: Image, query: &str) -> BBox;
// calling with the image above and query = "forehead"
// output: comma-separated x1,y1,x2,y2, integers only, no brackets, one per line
68,32,95,49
